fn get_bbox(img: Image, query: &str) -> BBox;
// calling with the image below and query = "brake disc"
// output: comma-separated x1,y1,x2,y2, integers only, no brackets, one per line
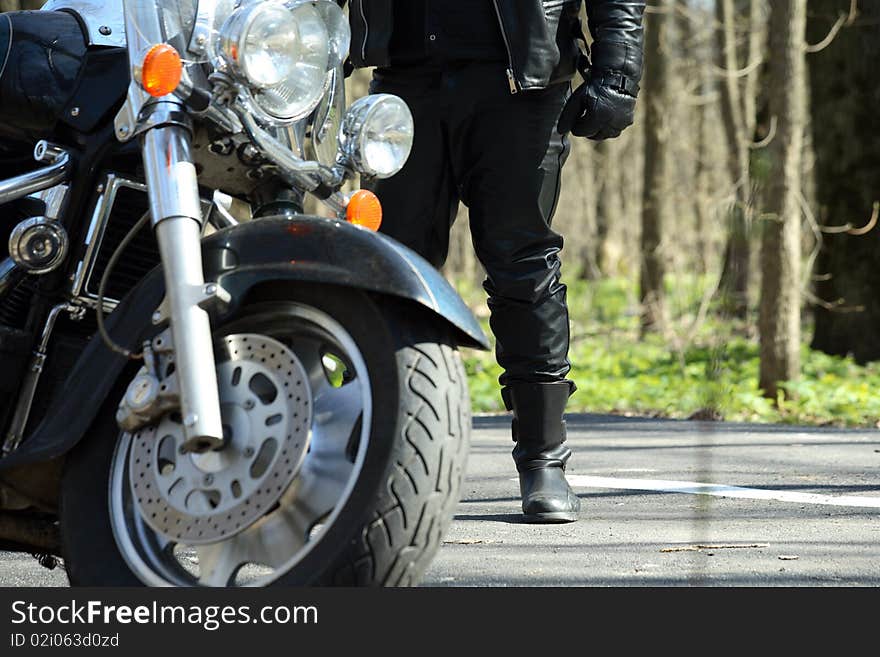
129,334,312,544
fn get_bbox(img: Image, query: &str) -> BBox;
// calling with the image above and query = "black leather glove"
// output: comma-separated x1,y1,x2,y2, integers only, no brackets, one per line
558,1,646,140
558,65,640,140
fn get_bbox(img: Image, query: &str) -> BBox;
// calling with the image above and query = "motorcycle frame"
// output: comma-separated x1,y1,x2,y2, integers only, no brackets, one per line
0,0,489,483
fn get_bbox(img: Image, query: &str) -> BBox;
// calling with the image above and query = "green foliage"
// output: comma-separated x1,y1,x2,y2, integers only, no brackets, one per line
457,275,880,427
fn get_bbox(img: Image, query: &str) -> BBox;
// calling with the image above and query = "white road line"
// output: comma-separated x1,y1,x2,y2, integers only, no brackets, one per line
564,475,880,509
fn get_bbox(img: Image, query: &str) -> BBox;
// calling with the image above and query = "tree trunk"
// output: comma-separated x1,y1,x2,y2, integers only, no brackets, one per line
743,0,764,139
571,141,601,280
679,0,711,275
809,1,880,363
716,0,752,319
591,140,620,278
758,0,806,399
639,0,673,333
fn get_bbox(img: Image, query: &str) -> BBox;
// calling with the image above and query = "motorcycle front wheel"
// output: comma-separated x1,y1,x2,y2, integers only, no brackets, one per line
60,284,471,586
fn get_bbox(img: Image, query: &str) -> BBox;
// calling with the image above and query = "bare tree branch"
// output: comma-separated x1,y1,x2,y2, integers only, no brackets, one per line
710,57,764,80
805,1,859,53
799,191,824,294
846,201,879,235
749,115,778,149
800,192,872,313
818,201,880,235
802,289,864,313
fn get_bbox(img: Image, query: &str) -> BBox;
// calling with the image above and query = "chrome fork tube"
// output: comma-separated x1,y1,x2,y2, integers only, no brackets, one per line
141,123,224,451
122,0,223,450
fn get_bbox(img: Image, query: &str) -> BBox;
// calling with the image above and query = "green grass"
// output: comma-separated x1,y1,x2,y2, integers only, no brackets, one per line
456,274,880,427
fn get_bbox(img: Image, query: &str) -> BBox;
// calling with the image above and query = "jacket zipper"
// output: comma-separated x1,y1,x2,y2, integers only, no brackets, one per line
490,0,519,94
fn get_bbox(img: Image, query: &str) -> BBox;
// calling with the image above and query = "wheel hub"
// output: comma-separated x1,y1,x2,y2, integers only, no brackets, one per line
129,334,312,544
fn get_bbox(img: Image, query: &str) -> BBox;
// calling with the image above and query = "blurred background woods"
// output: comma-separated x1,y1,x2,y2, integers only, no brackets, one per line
434,0,876,425
9,0,876,424
352,0,880,425
0,1,41,11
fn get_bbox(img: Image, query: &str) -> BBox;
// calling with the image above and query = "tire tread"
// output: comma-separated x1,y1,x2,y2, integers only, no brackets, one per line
321,317,470,586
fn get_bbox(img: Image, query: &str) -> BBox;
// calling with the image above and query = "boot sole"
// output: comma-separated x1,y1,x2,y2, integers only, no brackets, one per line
521,511,579,524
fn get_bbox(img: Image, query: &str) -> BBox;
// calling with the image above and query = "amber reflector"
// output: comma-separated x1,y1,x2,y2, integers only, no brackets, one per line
346,190,383,231
142,44,183,98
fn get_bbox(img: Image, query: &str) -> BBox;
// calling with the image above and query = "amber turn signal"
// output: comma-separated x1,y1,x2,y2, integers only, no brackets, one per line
141,44,183,98
346,190,383,232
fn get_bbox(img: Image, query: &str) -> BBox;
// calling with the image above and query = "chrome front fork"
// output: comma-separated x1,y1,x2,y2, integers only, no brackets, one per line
141,122,225,451
121,0,223,450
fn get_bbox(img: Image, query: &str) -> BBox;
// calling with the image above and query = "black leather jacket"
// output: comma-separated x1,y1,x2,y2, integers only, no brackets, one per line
343,0,645,93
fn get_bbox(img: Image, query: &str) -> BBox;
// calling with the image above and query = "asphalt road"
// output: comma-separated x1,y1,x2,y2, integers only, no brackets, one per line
3,414,879,587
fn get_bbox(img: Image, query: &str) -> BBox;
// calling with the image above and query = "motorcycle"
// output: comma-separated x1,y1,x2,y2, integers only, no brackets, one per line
0,0,487,586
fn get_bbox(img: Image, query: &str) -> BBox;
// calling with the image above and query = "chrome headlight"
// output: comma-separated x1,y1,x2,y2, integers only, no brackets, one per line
310,0,350,70
339,95,415,179
217,0,348,124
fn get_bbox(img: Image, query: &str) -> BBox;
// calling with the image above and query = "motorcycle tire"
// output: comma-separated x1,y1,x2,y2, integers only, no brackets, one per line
60,283,471,587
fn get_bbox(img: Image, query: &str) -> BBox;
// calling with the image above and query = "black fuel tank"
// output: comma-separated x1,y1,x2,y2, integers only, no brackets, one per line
0,10,88,141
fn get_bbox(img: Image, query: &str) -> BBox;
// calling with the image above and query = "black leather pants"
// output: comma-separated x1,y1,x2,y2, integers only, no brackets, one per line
369,61,573,387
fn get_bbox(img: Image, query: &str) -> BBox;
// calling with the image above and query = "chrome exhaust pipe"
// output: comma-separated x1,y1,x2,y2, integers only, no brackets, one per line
0,141,71,206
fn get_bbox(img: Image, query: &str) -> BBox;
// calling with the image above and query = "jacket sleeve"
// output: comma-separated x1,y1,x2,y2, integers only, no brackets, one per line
583,0,645,85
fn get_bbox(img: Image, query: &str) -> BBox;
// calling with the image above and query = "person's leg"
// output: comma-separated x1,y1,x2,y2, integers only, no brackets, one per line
449,65,579,522
367,67,459,268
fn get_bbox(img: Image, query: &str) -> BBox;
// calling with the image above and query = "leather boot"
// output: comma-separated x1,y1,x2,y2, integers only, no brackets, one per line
502,381,581,523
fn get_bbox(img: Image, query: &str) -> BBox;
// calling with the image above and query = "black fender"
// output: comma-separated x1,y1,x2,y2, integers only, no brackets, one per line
0,216,488,471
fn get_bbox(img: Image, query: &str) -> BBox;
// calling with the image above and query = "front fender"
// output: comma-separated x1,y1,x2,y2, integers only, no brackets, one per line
0,216,488,471
204,216,487,349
